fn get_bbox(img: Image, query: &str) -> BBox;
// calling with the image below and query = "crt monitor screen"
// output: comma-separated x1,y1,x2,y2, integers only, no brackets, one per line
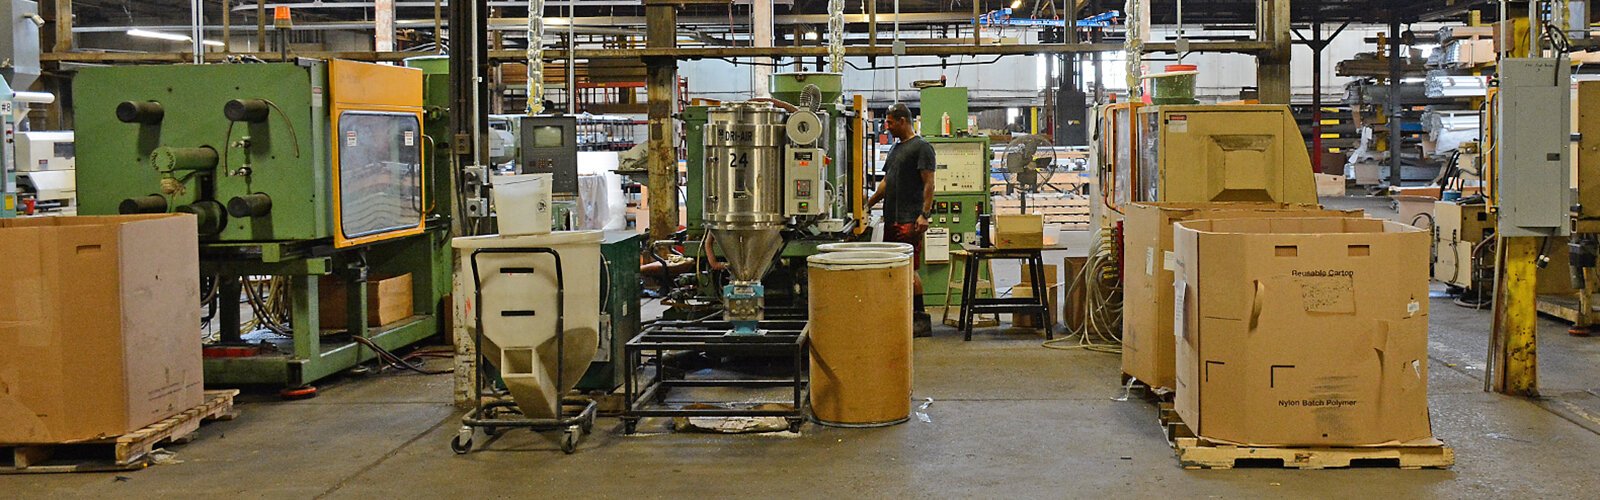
531,125,567,148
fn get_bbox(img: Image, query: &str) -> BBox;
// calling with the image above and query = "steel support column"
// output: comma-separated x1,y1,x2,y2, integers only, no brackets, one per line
1310,19,1323,174
450,0,490,229
1296,20,1349,175
1255,0,1291,104
645,4,680,242
376,0,395,51
1492,236,1541,396
1387,15,1404,187
1057,52,1088,146
752,0,774,96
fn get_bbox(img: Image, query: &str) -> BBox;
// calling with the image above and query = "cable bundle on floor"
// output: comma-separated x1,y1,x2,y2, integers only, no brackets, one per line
1045,227,1123,353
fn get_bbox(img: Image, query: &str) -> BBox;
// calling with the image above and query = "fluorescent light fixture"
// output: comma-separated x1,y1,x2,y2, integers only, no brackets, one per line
127,29,191,42
803,31,819,40
1010,0,1021,9
128,28,225,48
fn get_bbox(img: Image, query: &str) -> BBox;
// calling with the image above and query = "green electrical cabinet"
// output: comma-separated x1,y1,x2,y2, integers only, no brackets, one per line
921,136,991,306
577,231,643,390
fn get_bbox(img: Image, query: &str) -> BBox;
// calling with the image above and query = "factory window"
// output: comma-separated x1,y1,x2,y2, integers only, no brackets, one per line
336,111,424,239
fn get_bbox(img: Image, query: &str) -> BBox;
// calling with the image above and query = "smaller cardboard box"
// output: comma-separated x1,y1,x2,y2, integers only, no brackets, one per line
994,214,1044,249
0,214,204,443
1013,264,1058,327
319,273,415,330
1314,173,1346,197
1171,217,1435,447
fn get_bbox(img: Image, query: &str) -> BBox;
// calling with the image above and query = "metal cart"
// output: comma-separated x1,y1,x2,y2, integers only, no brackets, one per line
621,319,809,434
452,247,598,455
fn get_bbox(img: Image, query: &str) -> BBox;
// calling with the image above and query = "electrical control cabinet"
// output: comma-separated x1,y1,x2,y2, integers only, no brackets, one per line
784,147,826,216
1497,58,1572,237
922,136,991,305
518,115,579,196
932,140,988,193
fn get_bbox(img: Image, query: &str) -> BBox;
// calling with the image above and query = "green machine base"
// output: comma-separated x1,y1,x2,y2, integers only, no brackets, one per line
200,226,452,388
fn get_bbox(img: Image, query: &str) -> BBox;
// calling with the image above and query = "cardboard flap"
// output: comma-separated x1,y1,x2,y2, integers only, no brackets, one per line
1249,280,1264,332
1367,318,1392,354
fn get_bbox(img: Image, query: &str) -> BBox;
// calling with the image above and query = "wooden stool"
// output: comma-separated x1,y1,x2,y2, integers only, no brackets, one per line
941,250,997,327
958,247,1054,341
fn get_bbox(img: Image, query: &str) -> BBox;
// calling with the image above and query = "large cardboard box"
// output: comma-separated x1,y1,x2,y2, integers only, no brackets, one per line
0,214,204,443
993,214,1044,249
1121,203,1361,393
1013,264,1058,328
1171,217,1434,447
319,273,415,329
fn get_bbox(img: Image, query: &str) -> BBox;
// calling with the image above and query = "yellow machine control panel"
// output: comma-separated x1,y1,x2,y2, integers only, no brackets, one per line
930,140,988,193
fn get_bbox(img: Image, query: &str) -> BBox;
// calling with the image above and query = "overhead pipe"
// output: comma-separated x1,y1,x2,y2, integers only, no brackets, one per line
81,13,982,34
190,0,204,63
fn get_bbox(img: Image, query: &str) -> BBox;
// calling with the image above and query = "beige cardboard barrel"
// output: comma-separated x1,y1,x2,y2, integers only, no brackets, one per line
816,242,915,254
807,250,914,427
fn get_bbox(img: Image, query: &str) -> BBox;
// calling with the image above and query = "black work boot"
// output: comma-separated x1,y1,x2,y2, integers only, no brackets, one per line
913,312,933,337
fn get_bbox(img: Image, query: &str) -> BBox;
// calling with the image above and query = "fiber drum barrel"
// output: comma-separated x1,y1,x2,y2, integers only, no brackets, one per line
815,242,914,254
806,250,914,427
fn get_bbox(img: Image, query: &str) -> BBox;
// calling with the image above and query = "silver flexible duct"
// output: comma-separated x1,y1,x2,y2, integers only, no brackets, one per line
527,0,546,114
1124,0,1145,97
828,0,845,74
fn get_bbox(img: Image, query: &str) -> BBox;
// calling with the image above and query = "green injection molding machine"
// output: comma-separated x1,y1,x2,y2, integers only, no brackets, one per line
74,59,453,387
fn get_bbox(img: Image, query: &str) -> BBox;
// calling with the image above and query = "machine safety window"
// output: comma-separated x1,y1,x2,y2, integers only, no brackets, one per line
337,111,423,239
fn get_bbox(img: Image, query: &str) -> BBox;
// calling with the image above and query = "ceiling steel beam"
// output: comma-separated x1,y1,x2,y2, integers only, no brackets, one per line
41,40,1267,64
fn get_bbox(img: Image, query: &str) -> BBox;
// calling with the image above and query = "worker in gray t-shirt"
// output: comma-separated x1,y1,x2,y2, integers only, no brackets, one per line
866,102,937,337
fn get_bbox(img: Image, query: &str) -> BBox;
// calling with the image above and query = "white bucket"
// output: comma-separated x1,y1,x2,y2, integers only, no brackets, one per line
491,173,553,235
816,242,915,254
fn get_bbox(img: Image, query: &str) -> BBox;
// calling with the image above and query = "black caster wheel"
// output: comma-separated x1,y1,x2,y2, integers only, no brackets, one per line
623,419,638,434
787,418,804,433
580,418,594,435
450,434,473,455
483,425,503,437
561,428,580,454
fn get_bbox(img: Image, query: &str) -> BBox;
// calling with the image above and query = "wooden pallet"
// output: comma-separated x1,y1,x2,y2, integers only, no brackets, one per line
1156,403,1454,470
1,389,239,474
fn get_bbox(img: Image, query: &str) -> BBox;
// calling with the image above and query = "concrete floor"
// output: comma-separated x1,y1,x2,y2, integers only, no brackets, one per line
11,196,1600,497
